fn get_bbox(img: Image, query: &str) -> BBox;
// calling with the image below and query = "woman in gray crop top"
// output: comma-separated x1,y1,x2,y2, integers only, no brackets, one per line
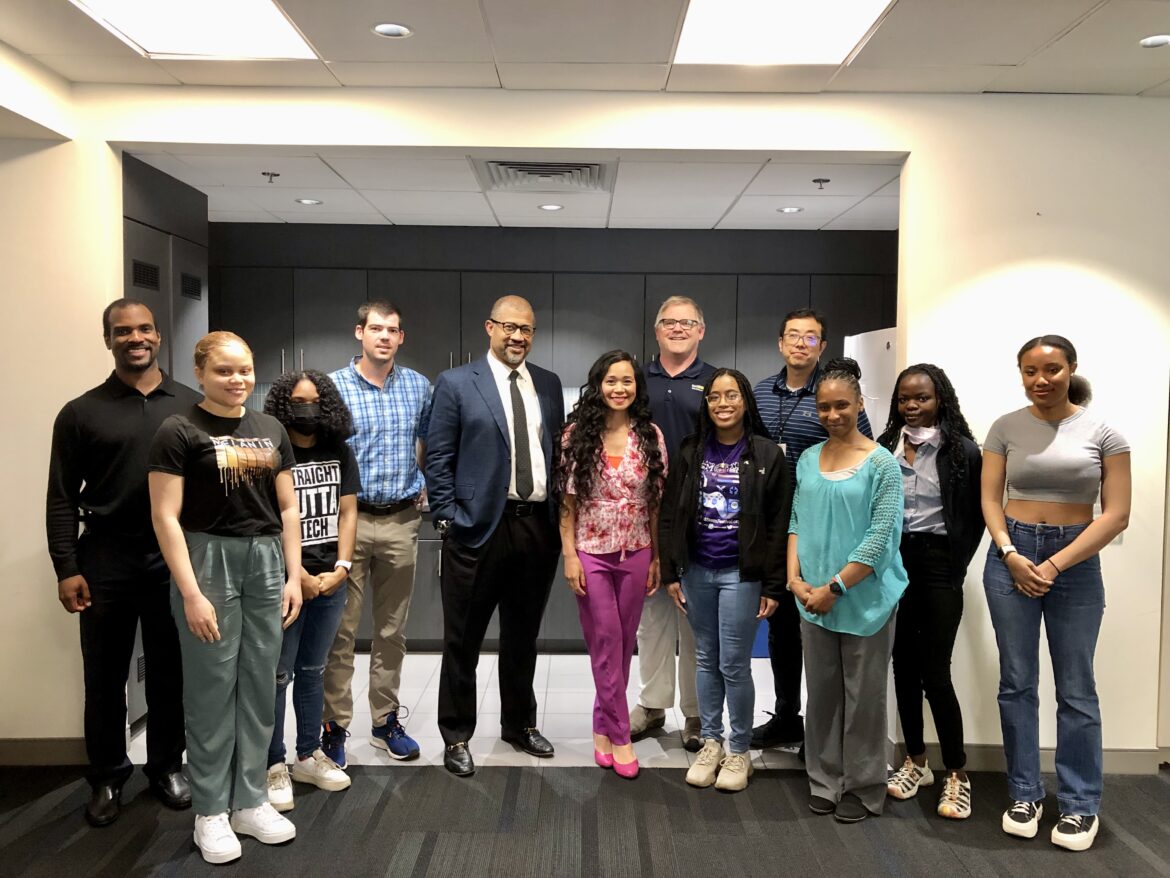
980,335,1131,853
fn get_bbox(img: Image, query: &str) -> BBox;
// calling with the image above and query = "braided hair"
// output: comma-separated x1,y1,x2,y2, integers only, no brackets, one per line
815,356,863,396
264,369,354,442
556,351,665,508
695,367,769,448
877,363,975,488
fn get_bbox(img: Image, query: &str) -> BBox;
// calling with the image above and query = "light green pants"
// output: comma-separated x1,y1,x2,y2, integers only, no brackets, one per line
171,532,284,815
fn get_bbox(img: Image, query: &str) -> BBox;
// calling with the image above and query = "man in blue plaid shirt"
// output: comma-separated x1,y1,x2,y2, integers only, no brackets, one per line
320,299,432,766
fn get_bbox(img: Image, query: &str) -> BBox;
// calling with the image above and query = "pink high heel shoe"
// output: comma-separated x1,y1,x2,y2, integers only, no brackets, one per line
594,750,614,769
613,757,640,779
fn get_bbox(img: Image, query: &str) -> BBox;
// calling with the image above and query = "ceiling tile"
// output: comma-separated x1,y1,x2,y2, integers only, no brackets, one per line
497,215,606,228
209,211,282,223
608,217,717,229
871,178,900,197
277,0,495,62
985,65,1170,95
609,193,737,221
0,0,139,56
665,65,836,93
822,197,900,230
722,195,864,225
326,62,499,87
238,187,377,212
171,156,349,188
615,162,762,197
198,188,268,211
746,163,900,197
482,0,687,63
1021,0,1170,71
485,191,611,217
30,54,180,85
716,216,825,230
852,0,1103,67
362,190,495,217
326,157,481,191
155,60,338,87
496,63,669,91
391,216,499,227
827,65,1006,93
1141,77,1170,96
269,212,391,225
129,154,220,187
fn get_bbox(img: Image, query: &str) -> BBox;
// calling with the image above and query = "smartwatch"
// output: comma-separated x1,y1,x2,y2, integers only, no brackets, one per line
334,559,352,572
995,544,1018,560
828,574,847,598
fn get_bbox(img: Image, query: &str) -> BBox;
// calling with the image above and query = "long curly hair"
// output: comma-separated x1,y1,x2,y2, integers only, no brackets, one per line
557,350,665,508
264,370,354,442
877,363,976,488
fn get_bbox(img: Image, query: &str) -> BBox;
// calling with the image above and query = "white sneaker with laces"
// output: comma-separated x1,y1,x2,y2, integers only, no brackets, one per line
194,812,242,864
685,739,724,788
714,752,754,792
936,773,972,820
266,763,294,812
230,802,296,844
1051,814,1099,851
887,756,934,800
1002,799,1043,838
290,749,352,791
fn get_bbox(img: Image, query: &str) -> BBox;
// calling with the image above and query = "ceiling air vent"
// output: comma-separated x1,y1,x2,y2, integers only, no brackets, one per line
476,160,612,193
132,260,160,290
180,273,203,300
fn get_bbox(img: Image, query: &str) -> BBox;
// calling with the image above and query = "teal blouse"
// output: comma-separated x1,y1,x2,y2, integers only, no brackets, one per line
789,444,908,636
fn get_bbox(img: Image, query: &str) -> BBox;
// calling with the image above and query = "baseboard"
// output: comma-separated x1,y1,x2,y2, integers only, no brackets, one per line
891,740,1163,775
0,737,87,766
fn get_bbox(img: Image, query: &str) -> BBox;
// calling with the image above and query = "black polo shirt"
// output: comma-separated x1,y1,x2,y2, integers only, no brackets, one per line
645,355,717,459
46,371,201,579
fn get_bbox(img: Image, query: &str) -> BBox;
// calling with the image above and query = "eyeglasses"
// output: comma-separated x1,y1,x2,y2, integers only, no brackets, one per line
705,391,743,405
782,331,822,347
658,318,701,330
488,318,535,338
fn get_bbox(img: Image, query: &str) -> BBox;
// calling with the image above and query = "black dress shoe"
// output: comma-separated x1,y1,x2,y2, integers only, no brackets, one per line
808,795,836,816
834,792,869,824
502,728,555,758
85,782,122,827
150,770,192,810
444,743,476,776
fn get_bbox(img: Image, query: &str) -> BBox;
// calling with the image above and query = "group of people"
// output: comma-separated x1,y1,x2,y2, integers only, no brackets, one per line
47,291,1129,864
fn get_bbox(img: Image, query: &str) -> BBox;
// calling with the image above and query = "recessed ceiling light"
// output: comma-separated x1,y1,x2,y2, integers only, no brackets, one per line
372,23,413,38
777,207,804,214
295,198,323,206
1140,34,1170,48
67,0,318,60
675,0,892,65
539,204,564,211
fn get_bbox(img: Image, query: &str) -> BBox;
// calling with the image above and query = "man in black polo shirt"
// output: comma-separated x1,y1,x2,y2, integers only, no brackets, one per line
47,299,200,826
631,295,716,751
750,307,872,751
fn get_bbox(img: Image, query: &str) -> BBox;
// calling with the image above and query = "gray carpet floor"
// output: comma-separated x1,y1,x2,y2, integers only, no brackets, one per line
2,765,1169,877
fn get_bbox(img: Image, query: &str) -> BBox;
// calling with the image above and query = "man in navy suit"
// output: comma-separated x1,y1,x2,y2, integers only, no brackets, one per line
425,295,565,776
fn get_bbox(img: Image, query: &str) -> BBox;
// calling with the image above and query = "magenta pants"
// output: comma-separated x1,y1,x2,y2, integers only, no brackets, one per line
576,546,652,745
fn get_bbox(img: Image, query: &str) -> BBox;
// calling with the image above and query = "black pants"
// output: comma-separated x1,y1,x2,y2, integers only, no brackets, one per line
766,588,803,722
76,533,185,788
891,532,967,770
437,507,559,745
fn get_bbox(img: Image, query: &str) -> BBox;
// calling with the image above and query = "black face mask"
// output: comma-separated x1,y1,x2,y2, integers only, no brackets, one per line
289,402,322,435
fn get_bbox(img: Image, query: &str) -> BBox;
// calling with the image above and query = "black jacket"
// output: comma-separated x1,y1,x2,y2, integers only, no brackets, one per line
934,434,985,582
658,433,790,600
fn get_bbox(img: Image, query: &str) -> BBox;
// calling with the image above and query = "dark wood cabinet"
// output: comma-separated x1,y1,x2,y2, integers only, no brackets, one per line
293,268,367,376
460,272,553,367
643,274,737,371
552,273,646,393
810,275,887,362
368,270,461,383
212,266,293,383
735,275,810,388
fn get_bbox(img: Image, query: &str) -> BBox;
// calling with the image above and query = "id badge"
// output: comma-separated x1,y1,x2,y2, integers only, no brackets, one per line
779,442,788,456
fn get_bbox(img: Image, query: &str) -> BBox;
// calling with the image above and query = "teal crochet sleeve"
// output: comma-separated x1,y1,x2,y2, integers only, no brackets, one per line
847,451,904,568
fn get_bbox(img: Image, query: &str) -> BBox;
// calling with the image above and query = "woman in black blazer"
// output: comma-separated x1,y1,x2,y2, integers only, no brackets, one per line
877,364,983,820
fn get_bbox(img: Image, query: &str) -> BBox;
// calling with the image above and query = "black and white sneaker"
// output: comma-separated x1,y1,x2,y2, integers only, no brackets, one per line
1051,814,1099,851
1002,799,1044,838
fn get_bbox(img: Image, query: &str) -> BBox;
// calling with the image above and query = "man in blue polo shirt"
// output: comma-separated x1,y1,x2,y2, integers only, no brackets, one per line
632,295,716,751
321,300,432,766
751,307,872,751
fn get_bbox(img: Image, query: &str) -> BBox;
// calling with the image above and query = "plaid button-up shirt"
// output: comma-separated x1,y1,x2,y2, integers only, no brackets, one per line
330,357,432,504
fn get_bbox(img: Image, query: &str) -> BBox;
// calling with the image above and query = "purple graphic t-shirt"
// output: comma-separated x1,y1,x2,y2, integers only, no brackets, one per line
693,434,745,569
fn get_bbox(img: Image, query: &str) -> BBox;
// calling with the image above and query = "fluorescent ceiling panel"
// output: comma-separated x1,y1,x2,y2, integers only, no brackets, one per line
68,0,317,60
675,0,892,65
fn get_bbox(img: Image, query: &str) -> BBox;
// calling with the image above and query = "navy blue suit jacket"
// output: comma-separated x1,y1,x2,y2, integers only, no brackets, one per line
425,356,565,549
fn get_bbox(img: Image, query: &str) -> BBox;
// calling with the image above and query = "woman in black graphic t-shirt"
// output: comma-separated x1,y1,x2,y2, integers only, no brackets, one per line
261,370,359,811
148,331,301,866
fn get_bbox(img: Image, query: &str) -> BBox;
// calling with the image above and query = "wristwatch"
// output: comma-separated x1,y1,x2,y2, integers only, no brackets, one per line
334,559,352,572
435,519,452,538
828,574,847,598
995,543,1018,560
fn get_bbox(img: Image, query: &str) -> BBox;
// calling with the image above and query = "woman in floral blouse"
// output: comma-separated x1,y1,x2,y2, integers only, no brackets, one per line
558,350,666,779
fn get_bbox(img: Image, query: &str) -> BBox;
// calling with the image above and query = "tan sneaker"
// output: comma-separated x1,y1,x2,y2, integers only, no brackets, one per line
685,739,724,788
937,773,972,820
887,756,934,800
266,762,293,812
714,752,753,792
629,705,666,739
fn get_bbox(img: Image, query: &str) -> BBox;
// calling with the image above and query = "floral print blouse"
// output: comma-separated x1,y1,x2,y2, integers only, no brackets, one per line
564,423,667,555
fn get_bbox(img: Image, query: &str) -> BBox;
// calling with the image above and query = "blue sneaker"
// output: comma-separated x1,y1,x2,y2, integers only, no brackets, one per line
321,722,350,769
371,709,420,761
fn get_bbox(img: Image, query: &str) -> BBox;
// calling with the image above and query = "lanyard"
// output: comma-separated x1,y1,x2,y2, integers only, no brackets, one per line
774,387,809,443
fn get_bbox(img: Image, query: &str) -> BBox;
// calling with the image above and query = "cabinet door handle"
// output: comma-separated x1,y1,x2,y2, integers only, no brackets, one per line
437,549,442,579
466,352,472,364
300,349,304,371
449,352,453,370
281,349,285,373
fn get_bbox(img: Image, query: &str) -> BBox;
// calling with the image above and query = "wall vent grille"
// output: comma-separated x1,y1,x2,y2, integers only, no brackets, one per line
476,160,612,193
180,273,203,300
136,655,146,683
132,260,160,290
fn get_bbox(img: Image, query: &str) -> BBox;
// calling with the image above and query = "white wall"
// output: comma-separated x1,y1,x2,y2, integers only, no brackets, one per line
3,78,1168,757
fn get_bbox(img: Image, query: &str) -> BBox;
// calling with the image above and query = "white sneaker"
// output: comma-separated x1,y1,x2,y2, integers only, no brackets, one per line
713,752,754,792
887,756,934,800
937,774,972,820
290,749,352,792
267,763,294,812
1051,814,1099,851
685,739,724,788
193,812,242,864
230,802,296,845
1002,799,1043,838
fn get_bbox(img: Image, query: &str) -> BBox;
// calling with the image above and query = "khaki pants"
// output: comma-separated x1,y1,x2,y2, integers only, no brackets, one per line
634,584,699,717
323,508,420,728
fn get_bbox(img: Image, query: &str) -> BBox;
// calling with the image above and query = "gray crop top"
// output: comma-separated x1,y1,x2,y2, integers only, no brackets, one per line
983,407,1129,505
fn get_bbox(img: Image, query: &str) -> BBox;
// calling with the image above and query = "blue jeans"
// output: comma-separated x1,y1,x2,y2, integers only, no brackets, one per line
983,518,1105,814
267,585,347,764
681,564,761,754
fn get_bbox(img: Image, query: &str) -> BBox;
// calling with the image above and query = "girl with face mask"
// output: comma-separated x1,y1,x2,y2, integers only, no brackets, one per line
261,370,360,813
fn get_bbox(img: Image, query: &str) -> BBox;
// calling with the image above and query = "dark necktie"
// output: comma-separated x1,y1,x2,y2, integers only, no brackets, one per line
509,370,534,499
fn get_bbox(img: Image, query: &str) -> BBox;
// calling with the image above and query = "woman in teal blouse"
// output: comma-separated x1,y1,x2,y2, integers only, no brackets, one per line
787,358,908,823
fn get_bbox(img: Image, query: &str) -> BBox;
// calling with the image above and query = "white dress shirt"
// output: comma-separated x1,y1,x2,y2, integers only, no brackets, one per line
486,351,548,502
